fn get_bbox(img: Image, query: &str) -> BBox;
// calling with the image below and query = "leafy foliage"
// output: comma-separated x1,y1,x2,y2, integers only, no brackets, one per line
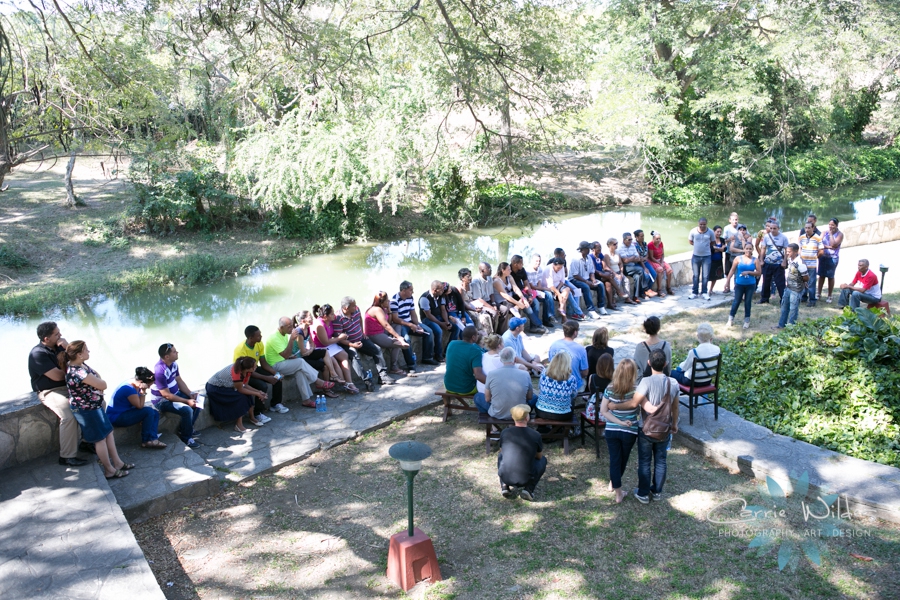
719,314,900,468
0,244,31,270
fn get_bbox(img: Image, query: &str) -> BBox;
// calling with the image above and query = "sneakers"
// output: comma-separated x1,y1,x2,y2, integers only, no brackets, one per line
743,318,750,329
185,438,200,449
808,301,816,308
519,488,535,502
501,483,515,499
598,307,609,316
59,456,89,467
825,296,833,304
633,488,650,504
588,310,601,320
702,293,710,301
272,403,289,414
530,326,548,335
650,491,662,501
726,317,733,327
571,313,585,321
688,293,696,299
257,413,272,424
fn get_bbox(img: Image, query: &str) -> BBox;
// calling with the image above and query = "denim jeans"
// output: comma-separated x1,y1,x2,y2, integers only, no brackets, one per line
537,291,556,323
730,283,755,319
399,324,434,365
691,255,711,295
839,289,881,309
563,292,584,317
637,430,670,497
109,406,160,443
605,429,637,490
157,391,200,442
800,267,818,302
761,263,785,302
778,288,802,327
498,453,547,493
570,279,597,312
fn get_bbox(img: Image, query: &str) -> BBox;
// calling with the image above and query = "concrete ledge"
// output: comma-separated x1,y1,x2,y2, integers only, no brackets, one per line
675,405,900,525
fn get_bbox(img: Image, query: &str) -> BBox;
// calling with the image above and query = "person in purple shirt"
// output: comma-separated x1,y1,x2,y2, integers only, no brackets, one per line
150,343,201,448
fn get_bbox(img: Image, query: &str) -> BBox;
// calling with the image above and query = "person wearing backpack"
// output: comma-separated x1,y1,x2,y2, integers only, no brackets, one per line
631,349,680,504
631,316,671,384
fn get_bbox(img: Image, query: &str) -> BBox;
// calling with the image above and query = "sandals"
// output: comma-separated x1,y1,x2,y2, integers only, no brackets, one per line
141,439,167,449
315,380,336,391
234,425,247,433
343,383,360,394
301,399,317,408
105,468,129,479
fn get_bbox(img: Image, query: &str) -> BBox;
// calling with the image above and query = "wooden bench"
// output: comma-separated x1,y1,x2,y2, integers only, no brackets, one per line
478,412,580,455
867,300,892,317
435,390,478,422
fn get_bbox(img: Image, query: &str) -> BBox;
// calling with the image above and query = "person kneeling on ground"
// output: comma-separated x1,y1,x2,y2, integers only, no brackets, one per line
502,318,544,376
838,259,882,309
498,404,546,502
476,347,535,419
108,367,166,449
206,357,267,433
671,323,720,387
444,326,485,397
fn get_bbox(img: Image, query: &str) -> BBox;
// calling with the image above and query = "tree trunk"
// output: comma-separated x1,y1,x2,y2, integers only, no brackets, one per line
64,152,82,207
499,95,512,166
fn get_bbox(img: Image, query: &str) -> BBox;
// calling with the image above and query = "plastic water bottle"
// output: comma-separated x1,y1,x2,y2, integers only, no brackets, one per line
364,369,373,381
315,395,323,412
320,394,327,412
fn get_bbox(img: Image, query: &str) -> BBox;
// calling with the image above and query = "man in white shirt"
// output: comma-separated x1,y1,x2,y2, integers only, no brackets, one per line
547,258,585,321
569,241,607,319
672,323,720,386
470,262,506,333
526,254,557,328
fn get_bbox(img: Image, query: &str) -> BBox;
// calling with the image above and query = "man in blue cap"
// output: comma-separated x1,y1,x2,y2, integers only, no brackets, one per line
502,317,544,376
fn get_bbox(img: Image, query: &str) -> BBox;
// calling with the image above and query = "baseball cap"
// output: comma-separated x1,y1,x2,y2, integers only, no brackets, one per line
509,317,528,330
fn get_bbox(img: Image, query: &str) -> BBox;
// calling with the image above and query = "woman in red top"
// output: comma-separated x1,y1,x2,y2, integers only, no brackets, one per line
365,292,409,376
647,231,674,296
313,304,358,394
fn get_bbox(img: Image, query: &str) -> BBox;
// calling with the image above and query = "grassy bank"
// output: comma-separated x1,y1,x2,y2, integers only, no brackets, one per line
653,145,900,206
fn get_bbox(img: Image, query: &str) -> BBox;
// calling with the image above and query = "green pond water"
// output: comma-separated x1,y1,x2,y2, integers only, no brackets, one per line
5,181,900,398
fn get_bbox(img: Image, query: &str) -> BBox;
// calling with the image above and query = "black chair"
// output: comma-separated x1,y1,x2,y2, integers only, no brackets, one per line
677,353,722,425
579,392,606,458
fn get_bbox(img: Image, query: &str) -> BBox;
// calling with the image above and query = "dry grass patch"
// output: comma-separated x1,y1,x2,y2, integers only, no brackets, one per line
133,409,900,600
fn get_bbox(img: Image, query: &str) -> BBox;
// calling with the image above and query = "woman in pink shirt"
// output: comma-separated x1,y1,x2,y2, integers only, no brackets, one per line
647,231,674,296
364,292,409,376
313,304,358,394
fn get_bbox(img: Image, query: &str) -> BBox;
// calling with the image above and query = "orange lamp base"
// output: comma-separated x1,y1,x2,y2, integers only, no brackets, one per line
386,527,442,591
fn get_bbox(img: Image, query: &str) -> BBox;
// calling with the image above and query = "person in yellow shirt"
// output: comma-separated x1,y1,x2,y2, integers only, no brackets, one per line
233,325,287,416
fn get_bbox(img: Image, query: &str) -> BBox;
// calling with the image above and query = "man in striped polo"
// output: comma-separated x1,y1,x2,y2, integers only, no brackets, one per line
335,296,391,386
798,221,823,307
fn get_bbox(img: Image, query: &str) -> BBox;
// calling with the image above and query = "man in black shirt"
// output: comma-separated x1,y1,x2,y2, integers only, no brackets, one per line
27,321,89,466
498,404,547,501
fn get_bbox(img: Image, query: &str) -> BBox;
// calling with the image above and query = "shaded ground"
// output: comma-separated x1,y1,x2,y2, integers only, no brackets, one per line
133,409,900,600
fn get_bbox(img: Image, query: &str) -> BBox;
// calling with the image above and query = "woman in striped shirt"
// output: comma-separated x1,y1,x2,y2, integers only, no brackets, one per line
600,358,639,503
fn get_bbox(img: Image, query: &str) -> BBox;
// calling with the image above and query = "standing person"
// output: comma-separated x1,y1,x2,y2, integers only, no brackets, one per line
27,321,89,467
722,212,740,294
482,347,535,419
265,317,336,408
569,241,606,318
800,213,821,237
708,226,726,295
391,280,439,369
776,243,809,329
838,259,883,309
497,404,546,502
312,304,358,393
646,232,674,296
418,281,454,360
444,326,485,397
335,296,391,386
618,232,644,304
365,292,409,377
819,218,844,304
548,320,589,391
688,217,714,300
759,220,789,304
535,351,578,424
62,341,133,479
107,367,166,449
599,358,639,503
150,343,202,448
631,316,671,383
798,222,823,307
726,242,762,329
206,357,266,433
234,325,284,418
633,350,680,504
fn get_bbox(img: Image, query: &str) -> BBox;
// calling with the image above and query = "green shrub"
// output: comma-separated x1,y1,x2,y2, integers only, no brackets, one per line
0,244,32,270
652,183,717,206
719,312,900,468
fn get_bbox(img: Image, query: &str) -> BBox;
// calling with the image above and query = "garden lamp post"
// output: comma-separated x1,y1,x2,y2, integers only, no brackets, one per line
386,441,442,591
880,264,888,291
